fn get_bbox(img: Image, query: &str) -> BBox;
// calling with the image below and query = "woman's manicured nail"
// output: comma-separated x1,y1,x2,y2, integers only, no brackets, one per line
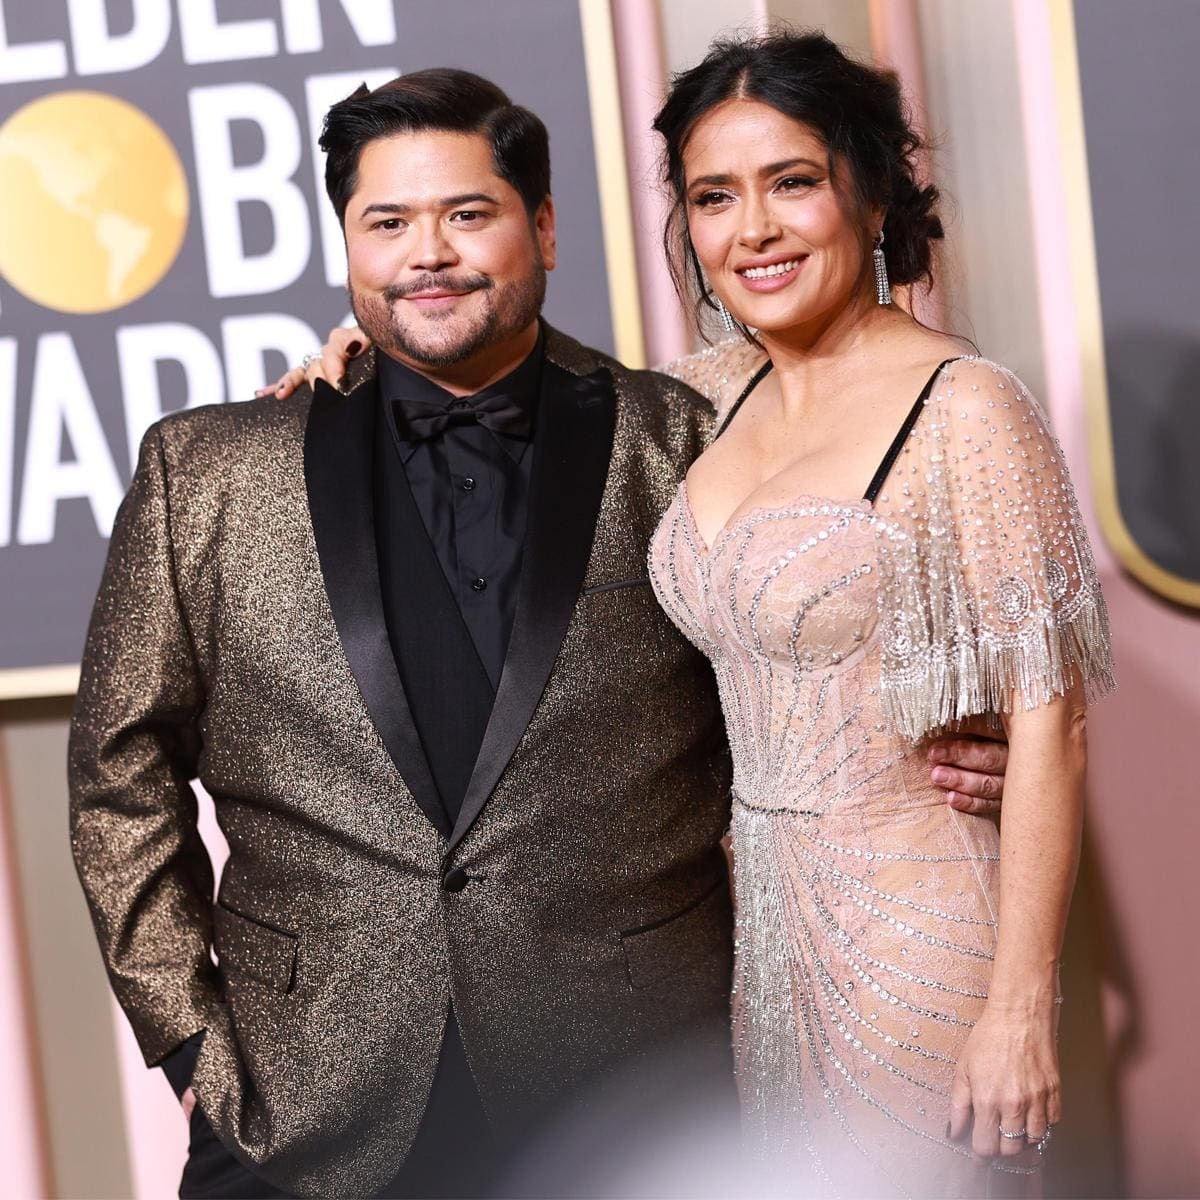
346,340,362,356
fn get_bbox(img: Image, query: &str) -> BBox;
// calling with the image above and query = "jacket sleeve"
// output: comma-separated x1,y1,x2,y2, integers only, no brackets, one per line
69,421,221,1066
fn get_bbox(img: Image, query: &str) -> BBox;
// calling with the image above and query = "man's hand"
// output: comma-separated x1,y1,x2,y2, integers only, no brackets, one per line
927,734,1007,816
181,1085,197,1121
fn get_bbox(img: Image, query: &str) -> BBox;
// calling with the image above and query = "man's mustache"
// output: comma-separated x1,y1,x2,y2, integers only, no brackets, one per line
383,273,493,302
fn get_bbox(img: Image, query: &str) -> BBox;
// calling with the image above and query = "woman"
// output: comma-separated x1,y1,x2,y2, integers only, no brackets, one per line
274,32,1112,1195
643,31,1113,1197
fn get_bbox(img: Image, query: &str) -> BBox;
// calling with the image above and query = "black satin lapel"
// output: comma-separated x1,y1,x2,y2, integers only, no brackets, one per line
448,363,616,852
304,377,448,836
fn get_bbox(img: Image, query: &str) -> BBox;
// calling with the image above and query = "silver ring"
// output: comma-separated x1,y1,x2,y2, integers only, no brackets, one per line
1035,1126,1054,1153
999,1126,1027,1141
301,352,320,369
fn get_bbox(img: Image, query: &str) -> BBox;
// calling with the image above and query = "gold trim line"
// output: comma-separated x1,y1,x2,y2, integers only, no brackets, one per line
0,665,80,701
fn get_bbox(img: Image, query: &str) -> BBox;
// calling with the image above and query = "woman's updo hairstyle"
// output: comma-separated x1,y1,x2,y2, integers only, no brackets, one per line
653,29,943,332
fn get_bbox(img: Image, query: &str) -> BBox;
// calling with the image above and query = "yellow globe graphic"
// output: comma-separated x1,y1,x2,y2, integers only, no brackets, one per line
0,91,188,314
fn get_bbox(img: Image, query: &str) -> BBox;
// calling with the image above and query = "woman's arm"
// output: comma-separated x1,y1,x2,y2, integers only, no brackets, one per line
948,681,1087,1159
257,325,368,397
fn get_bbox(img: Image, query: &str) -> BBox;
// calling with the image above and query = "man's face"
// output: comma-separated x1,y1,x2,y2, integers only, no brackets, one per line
344,129,556,372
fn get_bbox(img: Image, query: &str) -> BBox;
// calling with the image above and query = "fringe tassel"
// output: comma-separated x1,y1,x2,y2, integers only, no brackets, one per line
882,600,1116,743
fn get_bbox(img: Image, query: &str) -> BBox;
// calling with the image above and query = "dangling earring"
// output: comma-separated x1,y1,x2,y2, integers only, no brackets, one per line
873,231,892,306
700,267,734,331
715,293,736,333
702,275,736,332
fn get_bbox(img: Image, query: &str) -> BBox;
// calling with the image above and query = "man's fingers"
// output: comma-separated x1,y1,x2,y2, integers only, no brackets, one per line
932,763,1000,799
942,783,1002,817
932,765,1000,798
927,737,1007,775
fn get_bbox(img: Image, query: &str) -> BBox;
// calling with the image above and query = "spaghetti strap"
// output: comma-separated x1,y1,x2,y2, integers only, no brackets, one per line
863,357,963,503
713,360,774,441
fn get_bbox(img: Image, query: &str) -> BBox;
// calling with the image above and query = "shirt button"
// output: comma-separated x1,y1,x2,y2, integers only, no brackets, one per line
460,477,476,491
471,577,487,592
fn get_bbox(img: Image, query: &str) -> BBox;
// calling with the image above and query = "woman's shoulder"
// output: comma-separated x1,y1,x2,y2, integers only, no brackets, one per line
657,337,769,421
922,355,1056,444
935,355,1043,408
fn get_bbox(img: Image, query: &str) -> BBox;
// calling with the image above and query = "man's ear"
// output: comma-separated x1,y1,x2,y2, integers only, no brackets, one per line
535,196,557,271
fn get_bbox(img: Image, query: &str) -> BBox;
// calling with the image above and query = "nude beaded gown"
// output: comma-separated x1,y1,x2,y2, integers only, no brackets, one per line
648,350,1114,1198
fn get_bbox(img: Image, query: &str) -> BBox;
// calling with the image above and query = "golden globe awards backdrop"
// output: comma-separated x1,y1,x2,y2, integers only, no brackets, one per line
0,1,620,694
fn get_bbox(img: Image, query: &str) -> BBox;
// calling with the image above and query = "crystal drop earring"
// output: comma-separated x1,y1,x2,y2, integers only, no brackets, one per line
715,293,736,333
873,231,892,306
700,271,736,333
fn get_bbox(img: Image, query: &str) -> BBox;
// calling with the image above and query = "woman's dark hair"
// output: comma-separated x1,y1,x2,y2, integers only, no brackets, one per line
653,30,943,331
320,68,551,224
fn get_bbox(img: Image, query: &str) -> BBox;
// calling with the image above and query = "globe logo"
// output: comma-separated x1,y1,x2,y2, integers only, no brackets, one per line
0,91,188,315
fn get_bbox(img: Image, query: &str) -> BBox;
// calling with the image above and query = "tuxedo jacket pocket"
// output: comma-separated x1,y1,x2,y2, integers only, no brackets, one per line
620,875,728,991
581,576,651,597
213,903,299,994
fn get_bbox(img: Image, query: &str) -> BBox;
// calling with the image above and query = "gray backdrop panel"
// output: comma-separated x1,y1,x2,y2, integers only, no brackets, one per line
1074,0,1200,585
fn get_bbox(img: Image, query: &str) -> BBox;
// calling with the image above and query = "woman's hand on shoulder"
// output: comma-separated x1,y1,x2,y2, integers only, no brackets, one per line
256,326,370,399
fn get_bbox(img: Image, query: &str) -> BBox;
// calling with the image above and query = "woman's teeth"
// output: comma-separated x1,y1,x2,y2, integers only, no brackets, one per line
739,259,801,279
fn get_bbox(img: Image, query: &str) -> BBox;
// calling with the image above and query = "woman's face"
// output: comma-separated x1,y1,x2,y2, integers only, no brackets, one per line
681,98,876,337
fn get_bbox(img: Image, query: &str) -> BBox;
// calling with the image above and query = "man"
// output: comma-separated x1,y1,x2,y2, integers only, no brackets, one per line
70,70,1005,1199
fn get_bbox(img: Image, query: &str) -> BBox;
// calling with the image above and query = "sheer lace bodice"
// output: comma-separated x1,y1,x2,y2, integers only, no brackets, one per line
648,350,1113,1196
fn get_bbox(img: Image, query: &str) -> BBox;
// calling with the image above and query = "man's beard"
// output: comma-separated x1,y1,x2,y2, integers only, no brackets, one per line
351,264,546,369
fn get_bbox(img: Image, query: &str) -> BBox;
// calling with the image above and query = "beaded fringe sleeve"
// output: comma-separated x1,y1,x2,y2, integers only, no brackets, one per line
663,347,1116,741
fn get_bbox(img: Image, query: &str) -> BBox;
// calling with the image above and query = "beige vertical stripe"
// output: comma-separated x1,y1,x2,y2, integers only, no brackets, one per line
579,0,648,369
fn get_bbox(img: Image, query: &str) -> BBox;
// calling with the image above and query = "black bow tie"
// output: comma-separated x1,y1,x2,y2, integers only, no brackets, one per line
391,390,532,444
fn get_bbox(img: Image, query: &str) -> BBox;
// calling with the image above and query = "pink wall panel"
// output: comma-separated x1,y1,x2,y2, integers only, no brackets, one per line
108,784,229,1199
0,751,52,1199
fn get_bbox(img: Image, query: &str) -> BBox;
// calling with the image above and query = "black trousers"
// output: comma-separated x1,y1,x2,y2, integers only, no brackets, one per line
179,1015,496,1199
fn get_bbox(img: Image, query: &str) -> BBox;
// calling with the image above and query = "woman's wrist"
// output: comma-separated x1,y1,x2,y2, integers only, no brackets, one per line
984,971,1060,1017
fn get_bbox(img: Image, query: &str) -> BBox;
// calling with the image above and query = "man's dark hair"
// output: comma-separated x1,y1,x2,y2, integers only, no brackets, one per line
320,68,551,224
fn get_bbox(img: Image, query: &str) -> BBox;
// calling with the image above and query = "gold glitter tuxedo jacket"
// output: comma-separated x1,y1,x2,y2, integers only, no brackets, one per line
69,326,734,1197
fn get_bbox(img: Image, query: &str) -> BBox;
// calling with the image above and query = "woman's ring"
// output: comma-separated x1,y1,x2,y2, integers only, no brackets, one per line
301,352,320,369
999,1126,1027,1140
1035,1126,1054,1153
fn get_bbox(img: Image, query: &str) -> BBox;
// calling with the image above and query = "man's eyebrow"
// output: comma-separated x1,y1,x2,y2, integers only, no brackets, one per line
688,158,825,188
440,192,500,207
358,192,501,217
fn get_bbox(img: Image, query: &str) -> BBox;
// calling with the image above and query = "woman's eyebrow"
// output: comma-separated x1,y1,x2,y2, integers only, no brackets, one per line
688,158,824,188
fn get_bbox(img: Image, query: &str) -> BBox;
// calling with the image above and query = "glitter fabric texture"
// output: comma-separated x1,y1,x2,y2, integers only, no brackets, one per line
69,327,735,1197
650,350,1113,1196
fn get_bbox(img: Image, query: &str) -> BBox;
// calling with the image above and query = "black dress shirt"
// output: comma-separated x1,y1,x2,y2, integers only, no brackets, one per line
377,334,543,688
